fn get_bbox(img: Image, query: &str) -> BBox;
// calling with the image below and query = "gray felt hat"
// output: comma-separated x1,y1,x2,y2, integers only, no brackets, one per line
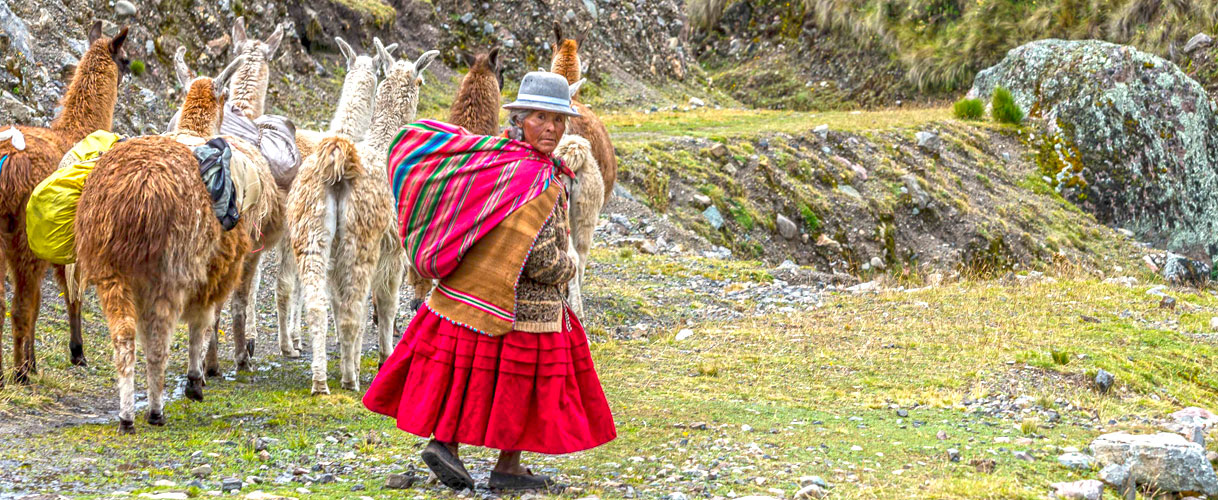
503,71,583,117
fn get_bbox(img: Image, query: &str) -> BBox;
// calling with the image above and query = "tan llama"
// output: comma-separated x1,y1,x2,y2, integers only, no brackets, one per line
0,22,128,382
287,41,439,395
76,56,255,434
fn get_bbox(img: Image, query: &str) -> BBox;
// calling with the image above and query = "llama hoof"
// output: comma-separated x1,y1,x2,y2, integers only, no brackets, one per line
13,369,30,385
341,381,358,392
147,411,166,426
118,419,135,435
185,375,205,402
236,360,253,373
311,381,330,395
70,345,86,366
70,356,88,367
205,367,221,378
281,349,300,359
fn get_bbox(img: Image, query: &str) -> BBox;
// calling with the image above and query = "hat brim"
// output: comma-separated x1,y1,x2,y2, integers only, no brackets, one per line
503,100,581,117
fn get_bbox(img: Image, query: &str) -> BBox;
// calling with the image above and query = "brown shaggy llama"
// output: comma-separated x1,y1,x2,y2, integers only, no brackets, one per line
287,42,438,395
448,48,503,136
76,56,251,433
551,24,616,201
0,22,128,383
401,47,506,308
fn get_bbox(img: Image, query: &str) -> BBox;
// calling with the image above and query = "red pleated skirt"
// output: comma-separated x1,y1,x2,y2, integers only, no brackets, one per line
362,305,617,454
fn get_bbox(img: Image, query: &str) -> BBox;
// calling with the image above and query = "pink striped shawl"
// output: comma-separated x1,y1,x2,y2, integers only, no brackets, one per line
388,120,571,280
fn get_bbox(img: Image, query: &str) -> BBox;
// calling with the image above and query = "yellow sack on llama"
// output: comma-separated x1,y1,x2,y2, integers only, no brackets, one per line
26,130,122,265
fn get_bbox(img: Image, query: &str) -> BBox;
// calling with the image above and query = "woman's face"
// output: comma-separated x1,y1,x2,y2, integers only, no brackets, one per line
522,110,567,155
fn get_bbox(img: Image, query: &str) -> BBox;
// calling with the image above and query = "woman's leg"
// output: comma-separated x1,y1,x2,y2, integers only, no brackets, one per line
494,450,525,474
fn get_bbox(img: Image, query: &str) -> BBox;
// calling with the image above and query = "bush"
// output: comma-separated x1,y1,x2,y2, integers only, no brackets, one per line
953,97,984,120
128,60,146,77
991,87,1024,125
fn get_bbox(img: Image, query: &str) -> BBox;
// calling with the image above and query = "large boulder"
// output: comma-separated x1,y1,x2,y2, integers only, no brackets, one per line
969,39,1218,258
1089,432,1218,496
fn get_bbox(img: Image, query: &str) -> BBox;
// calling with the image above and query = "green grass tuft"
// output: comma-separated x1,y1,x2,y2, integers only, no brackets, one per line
991,87,1024,125
128,60,146,77
953,97,984,120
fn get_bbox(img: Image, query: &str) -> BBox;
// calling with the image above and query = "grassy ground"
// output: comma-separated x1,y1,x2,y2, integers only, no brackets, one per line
3,245,1216,499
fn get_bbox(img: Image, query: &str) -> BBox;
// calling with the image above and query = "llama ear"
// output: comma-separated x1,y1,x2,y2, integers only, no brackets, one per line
460,51,475,68
88,21,104,45
264,23,284,58
213,55,248,98
335,37,356,67
569,78,586,99
575,30,587,46
110,26,129,55
374,38,395,76
553,22,563,46
174,47,194,87
580,58,590,76
232,17,248,50
414,50,440,76
383,43,399,56
488,47,500,69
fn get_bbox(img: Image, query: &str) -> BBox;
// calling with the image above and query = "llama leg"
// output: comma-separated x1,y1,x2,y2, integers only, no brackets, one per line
184,306,215,403
139,293,178,426
337,269,373,392
291,272,304,352
205,307,221,377
8,246,47,383
96,280,138,434
373,262,403,367
299,251,332,395
231,254,262,372
276,240,300,357
0,256,6,388
54,266,86,367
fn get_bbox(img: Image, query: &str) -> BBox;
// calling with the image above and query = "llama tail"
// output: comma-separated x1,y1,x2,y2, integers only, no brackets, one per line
312,136,362,186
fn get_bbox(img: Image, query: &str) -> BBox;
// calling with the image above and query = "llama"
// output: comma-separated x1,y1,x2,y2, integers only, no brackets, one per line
287,41,438,395
0,22,128,382
554,134,602,317
401,47,505,309
551,24,617,201
278,37,391,358
295,38,397,158
76,56,252,433
228,17,284,119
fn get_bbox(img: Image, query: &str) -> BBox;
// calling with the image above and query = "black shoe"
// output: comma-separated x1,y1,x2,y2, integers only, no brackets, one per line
420,439,475,490
488,469,564,493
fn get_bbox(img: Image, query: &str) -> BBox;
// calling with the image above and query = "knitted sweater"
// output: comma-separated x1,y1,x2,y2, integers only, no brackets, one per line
514,190,577,332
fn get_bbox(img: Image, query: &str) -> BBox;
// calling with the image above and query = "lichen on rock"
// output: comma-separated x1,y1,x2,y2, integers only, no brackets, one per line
970,39,1218,259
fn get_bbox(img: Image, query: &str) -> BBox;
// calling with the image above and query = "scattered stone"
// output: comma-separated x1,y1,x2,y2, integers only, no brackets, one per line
936,430,948,440
815,234,842,251
691,194,712,208
870,256,885,270
257,450,271,461
688,97,705,108
675,329,693,341
1049,480,1104,500
776,214,798,240
915,131,941,153
1190,426,1206,447
139,494,188,500
901,174,930,210
244,492,296,500
1057,452,1093,469
969,458,995,473
222,478,243,493
1160,295,1178,310
1208,451,1218,463
838,184,862,199
1098,463,1133,498
153,480,177,487
1013,451,1035,462
813,124,829,140
741,424,753,432
794,485,826,499
1184,33,1214,54
702,206,724,230
799,476,828,488
1162,253,1210,287
114,0,137,17
385,473,416,489
667,492,689,500
1090,432,1218,496
946,448,961,462
191,464,213,478
205,35,231,56
896,409,908,418
1095,369,1114,394
1080,315,1101,323
708,143,728,159
316,474,335,484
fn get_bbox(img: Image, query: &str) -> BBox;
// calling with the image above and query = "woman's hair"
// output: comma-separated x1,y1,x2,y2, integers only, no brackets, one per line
505,109,568,142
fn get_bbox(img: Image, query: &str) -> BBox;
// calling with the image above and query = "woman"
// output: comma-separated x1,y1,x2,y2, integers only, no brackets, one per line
365,72,616,492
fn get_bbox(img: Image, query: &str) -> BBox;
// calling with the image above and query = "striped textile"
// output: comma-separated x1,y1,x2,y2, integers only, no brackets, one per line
388,119,571,280
0,154,7,176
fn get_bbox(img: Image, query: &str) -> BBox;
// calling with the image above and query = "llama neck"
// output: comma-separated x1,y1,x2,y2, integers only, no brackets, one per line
328,66,377,140
50,47,118,143
229,51,268,118
450,73,500,135
551,44,581,86
364,90,417,162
